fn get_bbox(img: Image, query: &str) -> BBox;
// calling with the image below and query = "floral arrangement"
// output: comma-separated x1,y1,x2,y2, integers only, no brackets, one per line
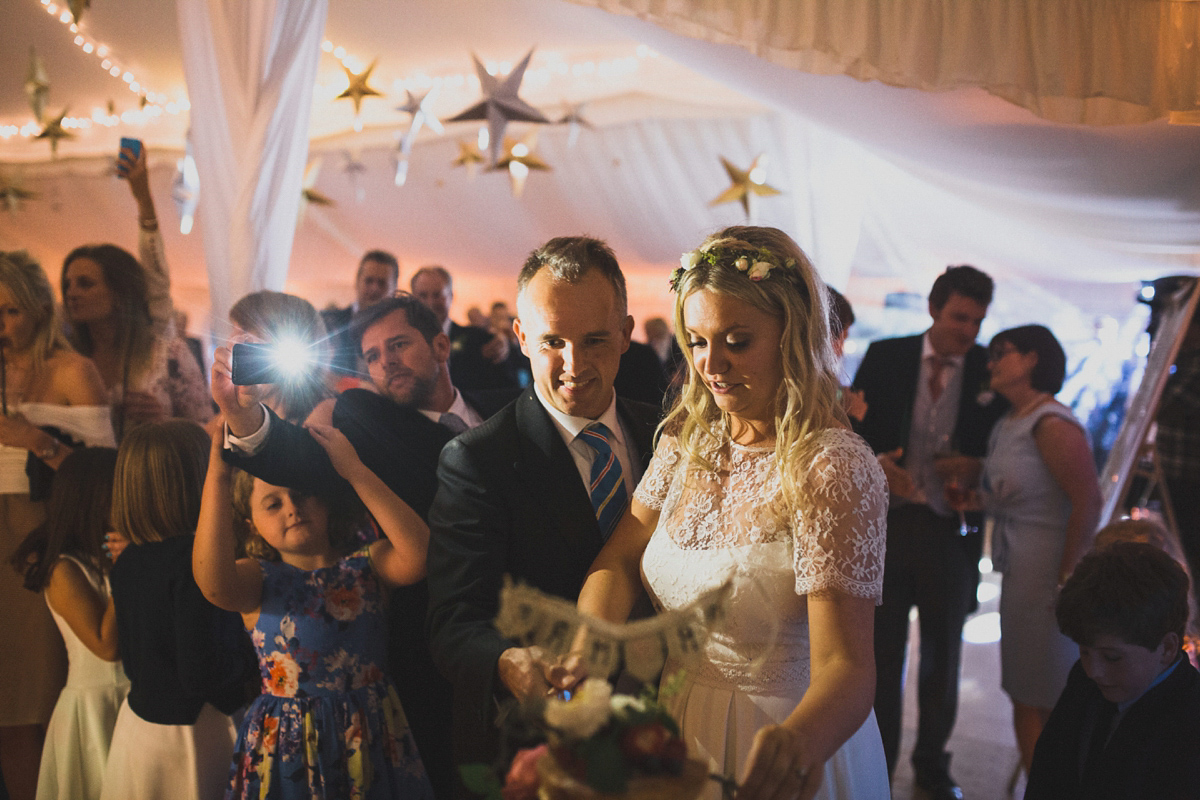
671,240,796,292
462,675,715,800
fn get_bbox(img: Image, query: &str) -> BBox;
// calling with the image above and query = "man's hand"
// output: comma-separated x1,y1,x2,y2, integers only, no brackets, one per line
878,448,919,501
497,646,553,701
211,345,266,438
481,333,509,365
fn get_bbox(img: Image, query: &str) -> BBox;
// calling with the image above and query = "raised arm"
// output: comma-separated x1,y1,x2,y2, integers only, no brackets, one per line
122,144,174,338
44,558,120,661
193,429,263,615
308,422,428,587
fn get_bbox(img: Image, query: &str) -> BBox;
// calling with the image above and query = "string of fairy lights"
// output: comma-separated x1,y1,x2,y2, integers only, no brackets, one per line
3,0,659,148
2,0,657,146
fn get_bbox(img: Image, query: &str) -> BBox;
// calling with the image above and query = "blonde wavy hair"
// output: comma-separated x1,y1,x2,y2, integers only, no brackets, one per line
664,226,846,509
0,250,72,367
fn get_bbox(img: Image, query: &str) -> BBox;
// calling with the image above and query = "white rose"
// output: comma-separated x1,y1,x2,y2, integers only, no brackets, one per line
679,250,702,270
610,694,647,718
748,261,772,280
545,678,613,739
734,257,750,272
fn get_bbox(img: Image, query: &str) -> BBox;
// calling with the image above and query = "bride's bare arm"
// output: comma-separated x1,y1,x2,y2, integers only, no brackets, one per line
576,498,660,624
738,591,876,800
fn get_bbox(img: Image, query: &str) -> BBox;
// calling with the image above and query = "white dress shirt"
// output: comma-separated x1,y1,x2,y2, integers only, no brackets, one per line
532,386,640,496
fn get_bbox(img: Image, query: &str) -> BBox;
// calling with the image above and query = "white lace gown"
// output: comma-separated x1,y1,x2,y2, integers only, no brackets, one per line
635,427,891,800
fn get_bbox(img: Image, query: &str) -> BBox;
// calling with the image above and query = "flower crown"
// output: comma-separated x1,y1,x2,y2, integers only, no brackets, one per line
670,240,796,292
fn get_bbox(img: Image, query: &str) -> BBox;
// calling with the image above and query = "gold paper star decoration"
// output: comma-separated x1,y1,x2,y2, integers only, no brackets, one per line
35,108,75,157
445,49,550,165
0,175,36,213
710,154,781,217
25,49,50,123
68,0,90,24
336,59,383,117
489,134,550,198
298,159,334,227
452,139,486,179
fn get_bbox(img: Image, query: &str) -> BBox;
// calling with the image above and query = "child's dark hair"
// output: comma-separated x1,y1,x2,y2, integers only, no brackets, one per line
10,448,119,592
229,469,363,561
1057,541,1190,649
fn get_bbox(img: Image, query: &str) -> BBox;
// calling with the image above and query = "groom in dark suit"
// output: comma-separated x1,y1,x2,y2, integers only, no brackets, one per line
426,237,661,778
853,265,1006,800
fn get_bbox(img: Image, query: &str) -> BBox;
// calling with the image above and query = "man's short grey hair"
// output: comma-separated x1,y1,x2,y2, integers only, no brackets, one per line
516,236,627,316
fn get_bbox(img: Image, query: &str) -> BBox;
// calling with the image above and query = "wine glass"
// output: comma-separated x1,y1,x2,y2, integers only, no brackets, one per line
933,434,973,536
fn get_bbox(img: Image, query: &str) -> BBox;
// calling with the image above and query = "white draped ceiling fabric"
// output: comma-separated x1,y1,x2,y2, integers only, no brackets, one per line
176,0,328,332
556,0,1200,324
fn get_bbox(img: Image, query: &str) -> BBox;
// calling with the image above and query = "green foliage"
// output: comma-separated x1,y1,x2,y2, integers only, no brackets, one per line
459,763,503,800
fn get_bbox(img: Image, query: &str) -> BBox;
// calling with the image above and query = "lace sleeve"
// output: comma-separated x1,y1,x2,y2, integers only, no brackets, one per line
792,430,888,603
164,336,214,423
632,433,680,511
139,228,175,339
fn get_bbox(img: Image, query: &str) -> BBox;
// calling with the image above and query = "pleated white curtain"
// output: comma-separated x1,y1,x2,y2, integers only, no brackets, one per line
566,0,1200,125
176,0,328,333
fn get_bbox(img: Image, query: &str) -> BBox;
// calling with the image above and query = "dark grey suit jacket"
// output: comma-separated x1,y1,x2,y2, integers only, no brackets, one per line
426,387,660,768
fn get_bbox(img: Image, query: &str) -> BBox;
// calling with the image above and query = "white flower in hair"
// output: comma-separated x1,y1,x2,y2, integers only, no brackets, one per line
680,250,702,270
734,257,750,272
748,261,772,281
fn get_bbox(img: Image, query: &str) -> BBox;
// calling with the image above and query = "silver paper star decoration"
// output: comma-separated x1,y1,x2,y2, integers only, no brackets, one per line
25,48,50,123
172,133,200,235
710,154,782,218
395,87,444,155
445,49,549,166
557,102,593,149
343,151,367,203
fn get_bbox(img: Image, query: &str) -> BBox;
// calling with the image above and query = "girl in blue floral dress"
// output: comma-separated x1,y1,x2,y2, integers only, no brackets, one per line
193,424,434,800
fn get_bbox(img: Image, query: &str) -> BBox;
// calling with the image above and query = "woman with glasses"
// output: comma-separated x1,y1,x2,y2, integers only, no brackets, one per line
980,324,1101,788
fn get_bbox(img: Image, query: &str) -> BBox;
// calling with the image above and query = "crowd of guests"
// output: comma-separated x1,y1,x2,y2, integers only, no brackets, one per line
0,147,1196,800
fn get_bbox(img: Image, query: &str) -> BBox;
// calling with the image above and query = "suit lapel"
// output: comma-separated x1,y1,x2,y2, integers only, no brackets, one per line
512,390,602,549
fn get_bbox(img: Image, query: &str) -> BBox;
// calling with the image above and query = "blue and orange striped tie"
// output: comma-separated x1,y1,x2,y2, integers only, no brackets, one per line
579,422,628,541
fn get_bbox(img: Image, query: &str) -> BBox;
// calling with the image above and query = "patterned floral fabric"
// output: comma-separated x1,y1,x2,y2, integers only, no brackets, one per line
228,547,432,800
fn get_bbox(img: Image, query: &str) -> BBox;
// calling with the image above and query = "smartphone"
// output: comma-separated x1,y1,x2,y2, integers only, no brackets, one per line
230,342,277,386
117,137,142,176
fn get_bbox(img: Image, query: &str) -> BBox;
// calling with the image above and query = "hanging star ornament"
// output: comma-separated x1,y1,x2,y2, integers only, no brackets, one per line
25,49,50,123
67,0,90,24
489,133,550,198
557,102,593,149
342,150,367,203
172,134,200,235
297,159,334,228
710,154,781,217
336,59,384,119
445,49,550,166
0,174,36,213
395,87,444,155
35,108,75,157
452,139,486,179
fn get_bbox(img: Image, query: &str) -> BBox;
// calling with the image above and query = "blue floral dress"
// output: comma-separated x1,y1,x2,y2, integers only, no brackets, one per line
228,546,433,800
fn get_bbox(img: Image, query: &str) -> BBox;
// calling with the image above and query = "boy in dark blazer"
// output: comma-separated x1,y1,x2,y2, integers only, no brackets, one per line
852,265,1006,799
1026,541,1200,800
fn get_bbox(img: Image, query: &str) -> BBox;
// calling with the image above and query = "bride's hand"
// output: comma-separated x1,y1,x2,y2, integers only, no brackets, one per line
542,651,588,693
737,723,822,800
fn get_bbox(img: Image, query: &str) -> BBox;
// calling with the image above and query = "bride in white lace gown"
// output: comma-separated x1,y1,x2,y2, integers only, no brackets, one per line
573,227,890,800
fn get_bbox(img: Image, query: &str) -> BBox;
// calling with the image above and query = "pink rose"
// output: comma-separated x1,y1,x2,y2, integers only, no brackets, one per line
503,744,548,800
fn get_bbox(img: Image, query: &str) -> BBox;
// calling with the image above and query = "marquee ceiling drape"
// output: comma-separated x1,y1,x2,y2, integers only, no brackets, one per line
0,0,1197,338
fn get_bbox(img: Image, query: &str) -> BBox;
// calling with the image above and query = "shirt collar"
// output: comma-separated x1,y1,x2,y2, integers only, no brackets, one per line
419,388,473,425
533,385,624,446
922,333,965,367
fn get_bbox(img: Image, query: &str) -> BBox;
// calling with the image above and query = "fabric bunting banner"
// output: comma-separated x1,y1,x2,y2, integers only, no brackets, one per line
494,577,733,683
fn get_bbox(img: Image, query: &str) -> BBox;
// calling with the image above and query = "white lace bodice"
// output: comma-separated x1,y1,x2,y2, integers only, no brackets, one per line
637,427,887,695
634,427,887,599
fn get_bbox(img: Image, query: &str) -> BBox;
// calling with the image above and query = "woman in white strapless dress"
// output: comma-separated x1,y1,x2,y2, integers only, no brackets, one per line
573,227,890,800
0,250,115,800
